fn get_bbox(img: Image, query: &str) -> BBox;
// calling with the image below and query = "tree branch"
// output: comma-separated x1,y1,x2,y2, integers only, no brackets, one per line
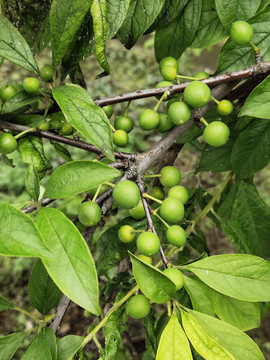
94,61,270,106
2,61,270,168
49,295,70,333
22,198,54,214
0,120,134,160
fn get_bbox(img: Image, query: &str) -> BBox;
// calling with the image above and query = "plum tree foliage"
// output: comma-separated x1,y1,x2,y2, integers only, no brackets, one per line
0,0,270,359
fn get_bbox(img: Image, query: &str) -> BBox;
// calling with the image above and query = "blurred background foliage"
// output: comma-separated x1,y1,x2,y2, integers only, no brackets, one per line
0,35,270,358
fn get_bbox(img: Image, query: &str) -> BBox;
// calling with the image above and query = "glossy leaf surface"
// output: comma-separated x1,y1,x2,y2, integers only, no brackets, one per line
37,208,100,315
44,160,120,199
156,313,193,360
28,259,62,315
0,203,51,258
129,252,176,303
53,85,115,160
0,15,39,73
185,254,270,301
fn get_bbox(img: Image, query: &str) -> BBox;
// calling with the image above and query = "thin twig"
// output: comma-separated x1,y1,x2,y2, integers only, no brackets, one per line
94,61,270,106
138,181,169,267
0,120,134,160
49,295,70,333
22,198,54,214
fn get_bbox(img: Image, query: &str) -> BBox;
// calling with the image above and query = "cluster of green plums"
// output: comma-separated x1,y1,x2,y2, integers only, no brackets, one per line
0,65,78,155
0,64,54,103
106,59,235,150
0,75,41,155
109,20,256,152
104,74,233,149
77,165,188,308
117,167,187,257
158,57,233,148
0,65,64,156
102,104,135,148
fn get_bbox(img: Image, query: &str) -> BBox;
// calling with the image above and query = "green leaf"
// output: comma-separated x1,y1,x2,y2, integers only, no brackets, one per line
44,160,120,199
0,154,15,168
147,0,187,33
69,63,87,88
50,0,92,67
50,141,72,162
97,217,143,275
4,1,51,55
191,0,227,48
1,91,41,115
215,0,260,30
154,0,202,62
63,0,130,74
142,310,158,358
56,335,84,360
28,259,62,315
25,165,40,202
185,254,270,302
182,313,231,359
258,0,270,12
91,0,110,74
36,208,101,315
61,13,94,77
196,137,234,173
0,15,39,74
183,277,215,316
216,181,238,220
0,295,14,311
21,332,52,360
52,84,115,160
210,289,260,331
129,252,176,303
239,75,270,119
117,0,165,49
18,136,52,179
0,202,52,258
230,181,270,258
216,40,254,74
106,0,131,39
182,310,265,360
231,119,270,178
103,291,127,359
216,8,270,73
218,218,252,254
188,231,208,256
41,328,57,360
156,313,193,360
0,332,25,360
